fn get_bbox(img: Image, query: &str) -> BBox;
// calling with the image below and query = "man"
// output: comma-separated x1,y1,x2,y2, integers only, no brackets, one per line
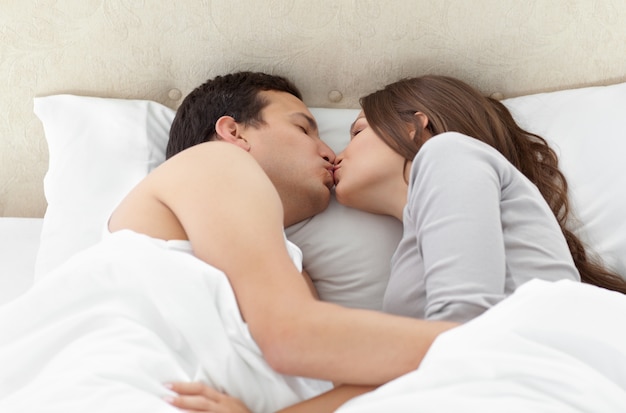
0,71,453,413
165,71,336,227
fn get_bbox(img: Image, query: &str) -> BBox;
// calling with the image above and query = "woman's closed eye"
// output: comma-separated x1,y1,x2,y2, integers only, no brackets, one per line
349,116,368,139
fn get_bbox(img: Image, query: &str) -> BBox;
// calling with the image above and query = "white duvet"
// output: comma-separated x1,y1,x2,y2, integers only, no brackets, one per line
0,230,330,413
3,230,626,413
338,279,626,413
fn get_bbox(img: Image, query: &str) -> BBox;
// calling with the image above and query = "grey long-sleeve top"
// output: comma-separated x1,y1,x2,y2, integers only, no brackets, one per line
383,132,581,323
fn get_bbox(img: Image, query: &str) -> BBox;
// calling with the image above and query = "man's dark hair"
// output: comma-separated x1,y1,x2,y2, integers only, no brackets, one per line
166,71,302,159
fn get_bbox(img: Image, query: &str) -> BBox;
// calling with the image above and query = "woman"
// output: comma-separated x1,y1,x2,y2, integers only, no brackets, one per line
333,74,626,324
169,75,626,412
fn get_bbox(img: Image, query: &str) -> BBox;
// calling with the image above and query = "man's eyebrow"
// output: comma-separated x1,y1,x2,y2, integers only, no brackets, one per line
291,112,318,132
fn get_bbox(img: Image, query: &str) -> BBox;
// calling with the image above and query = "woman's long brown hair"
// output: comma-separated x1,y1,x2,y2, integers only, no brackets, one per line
361,75,626,294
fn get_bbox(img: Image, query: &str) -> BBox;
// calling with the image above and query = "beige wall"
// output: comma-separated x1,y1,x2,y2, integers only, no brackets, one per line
2,0,625,217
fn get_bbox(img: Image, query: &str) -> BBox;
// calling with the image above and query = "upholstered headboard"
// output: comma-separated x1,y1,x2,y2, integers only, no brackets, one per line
2,1,625,217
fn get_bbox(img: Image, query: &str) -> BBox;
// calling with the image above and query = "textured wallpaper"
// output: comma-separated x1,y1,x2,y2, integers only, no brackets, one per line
2,0,625,217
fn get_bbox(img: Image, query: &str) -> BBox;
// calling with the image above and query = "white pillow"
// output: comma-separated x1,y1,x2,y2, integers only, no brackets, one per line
33,95,173,277
502,82,626,277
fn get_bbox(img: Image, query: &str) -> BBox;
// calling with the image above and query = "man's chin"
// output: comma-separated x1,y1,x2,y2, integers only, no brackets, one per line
314,190,332,214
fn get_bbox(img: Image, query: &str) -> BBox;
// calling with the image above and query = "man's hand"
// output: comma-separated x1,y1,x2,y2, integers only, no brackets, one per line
165,382,252,413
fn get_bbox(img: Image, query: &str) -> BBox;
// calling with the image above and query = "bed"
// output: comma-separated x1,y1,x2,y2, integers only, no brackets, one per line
2,1,626,412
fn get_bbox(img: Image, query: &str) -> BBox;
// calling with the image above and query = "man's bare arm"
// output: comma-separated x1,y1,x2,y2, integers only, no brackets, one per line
157,143,457,385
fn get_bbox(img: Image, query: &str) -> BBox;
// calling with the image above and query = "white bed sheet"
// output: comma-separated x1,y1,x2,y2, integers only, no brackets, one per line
0,217,42,306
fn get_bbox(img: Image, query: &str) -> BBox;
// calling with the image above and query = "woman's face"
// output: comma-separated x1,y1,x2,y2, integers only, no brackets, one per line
333,112,408,215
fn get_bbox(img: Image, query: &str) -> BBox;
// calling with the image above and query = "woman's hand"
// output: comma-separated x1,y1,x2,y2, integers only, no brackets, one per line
165,382,252,413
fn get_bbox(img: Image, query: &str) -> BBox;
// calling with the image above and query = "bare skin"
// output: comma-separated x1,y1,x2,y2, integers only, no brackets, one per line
165,382,251,413
165,382,377,413
334,111,431,220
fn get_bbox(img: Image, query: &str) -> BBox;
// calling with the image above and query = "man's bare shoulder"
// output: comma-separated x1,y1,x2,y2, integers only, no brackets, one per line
154,142,265,184
169,141,256,167
151,141,279,208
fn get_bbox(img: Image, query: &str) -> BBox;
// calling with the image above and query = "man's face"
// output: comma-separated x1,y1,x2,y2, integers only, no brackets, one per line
240,91,336,226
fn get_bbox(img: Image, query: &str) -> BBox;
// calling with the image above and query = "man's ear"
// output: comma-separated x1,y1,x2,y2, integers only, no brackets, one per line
214,116,250,151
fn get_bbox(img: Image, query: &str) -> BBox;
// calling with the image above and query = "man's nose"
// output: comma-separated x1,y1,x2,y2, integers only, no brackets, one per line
319,141,336,164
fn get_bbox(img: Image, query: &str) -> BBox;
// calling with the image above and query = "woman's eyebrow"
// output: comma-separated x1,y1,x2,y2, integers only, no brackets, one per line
350,115,365,132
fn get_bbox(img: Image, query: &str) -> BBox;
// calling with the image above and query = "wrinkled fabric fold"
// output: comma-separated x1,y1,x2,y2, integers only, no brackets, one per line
0,230,330,413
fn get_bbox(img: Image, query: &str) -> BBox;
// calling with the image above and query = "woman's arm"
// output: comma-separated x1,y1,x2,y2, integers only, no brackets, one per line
167,382,376,413
407,134,509,322
276,384,376,413
156,143,457,384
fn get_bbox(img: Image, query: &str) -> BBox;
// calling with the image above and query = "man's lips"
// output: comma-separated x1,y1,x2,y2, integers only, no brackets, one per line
331,164,340,185
325,166,335,189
